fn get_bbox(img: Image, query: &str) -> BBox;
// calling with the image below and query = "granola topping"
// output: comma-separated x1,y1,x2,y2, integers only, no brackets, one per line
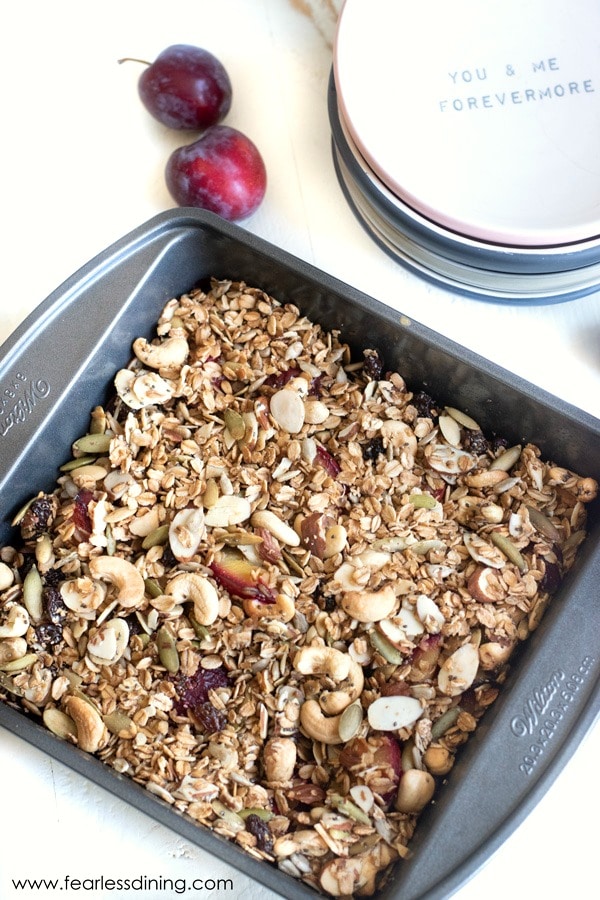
0,279,597,897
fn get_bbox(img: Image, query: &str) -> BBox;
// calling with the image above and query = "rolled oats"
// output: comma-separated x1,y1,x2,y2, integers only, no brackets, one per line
0,278,597,897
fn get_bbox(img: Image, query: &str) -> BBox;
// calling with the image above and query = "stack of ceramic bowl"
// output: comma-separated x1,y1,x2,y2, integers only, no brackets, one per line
330,0,600,302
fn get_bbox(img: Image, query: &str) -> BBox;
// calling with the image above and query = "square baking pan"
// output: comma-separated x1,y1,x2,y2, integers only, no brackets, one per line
0,208,598,899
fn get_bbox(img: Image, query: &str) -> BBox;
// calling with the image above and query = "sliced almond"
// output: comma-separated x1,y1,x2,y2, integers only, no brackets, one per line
438,643,480,697
416,594,445,632
205,495,252,528
367,695,423,731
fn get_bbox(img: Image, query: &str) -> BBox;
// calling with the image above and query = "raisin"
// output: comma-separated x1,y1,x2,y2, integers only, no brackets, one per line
323,596,337,613
35,623,63,648
490,435,509,453
191,701,227,733
161,542,178,571
20,494,57,541
124,613,144,636
462,429,490,456
363,349,384,381
245,814,274,854
44,583,67,625
412,391,437,420
43,568,62,589
362,437,385,461
172,665,230,715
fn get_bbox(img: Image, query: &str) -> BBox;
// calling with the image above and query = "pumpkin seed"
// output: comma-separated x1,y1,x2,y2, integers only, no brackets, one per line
11,496,35,527
103,709,135,735
526,506,562,543
490,532,528,572
59,455,98,472
43,707,77,740
0,652,38,672
224,408,246,441
430,706,462,740
142,524,170,549
490,444,522,471
211,800,245,830
408,493,438,510
144,577,163,599
23,565,44,623
238,808,273,822
220,531,264,546
369,630,404,665
444,406,480,430
0,672,23,696
73,433,112,455
338,701,363,742
329,793,371,826
157,626,179,674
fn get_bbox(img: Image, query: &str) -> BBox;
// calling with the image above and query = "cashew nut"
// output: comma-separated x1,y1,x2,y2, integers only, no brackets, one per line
243,592,295,623
64,694,108,753
133,335,189,372
293,645,351,682
263,736,297,783
0,604,30,639
320,659,365,715
88,556,145,610
320,842,397,896
165,572,219,625
299,699,343,745
341,585,397,623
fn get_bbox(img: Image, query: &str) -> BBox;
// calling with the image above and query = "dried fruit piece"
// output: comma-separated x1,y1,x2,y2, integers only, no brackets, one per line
209,549,276,604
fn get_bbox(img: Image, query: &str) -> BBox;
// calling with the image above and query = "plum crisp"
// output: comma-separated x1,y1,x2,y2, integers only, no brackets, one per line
0,279,597,897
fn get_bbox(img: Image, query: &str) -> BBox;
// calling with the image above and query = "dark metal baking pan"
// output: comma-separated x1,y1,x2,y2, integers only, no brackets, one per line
0,208,598,899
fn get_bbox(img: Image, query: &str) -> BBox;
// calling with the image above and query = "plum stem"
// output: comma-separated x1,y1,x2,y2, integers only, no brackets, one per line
117,56,151,67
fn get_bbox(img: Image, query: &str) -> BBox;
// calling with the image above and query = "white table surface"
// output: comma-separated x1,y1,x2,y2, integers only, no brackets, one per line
0,2,598,899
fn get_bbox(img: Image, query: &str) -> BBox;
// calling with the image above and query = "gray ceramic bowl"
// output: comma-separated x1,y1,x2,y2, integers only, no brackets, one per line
0,209,598,899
